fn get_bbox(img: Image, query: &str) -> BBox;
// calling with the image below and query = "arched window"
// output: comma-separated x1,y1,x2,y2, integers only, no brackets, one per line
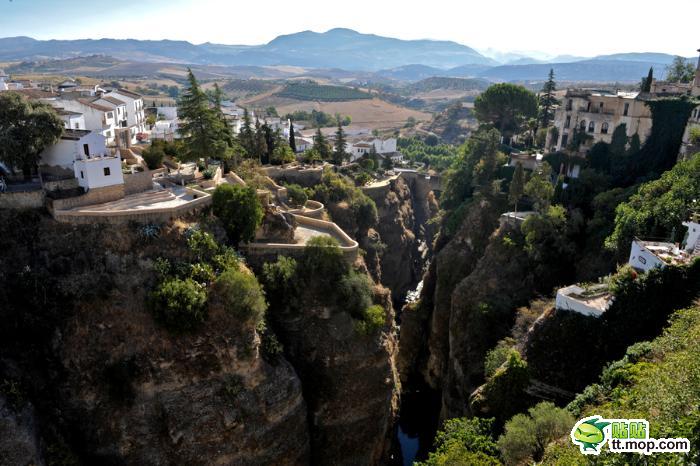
588,121,595,133
579,120,586,131
601,122,609,134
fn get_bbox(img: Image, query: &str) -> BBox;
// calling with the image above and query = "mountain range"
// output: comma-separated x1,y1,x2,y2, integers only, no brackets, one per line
0,29,692,82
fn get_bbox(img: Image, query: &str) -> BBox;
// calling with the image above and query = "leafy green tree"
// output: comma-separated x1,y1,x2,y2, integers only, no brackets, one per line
252,118,268,163
474,83,538,141
497,402,574,465
150,277,208,333
606,152,700,254
177,69,229,162
298,236,348,286
313,127,331,160
0,92,63,180
270,142,295,165
417,418,500,466
442,129,502,209
509,162,525,213
666,56,695,83
332,120,348,165
538,69,559,128
288,121,297,153
524,162,554,212
212,183,264,245
641,67,653,92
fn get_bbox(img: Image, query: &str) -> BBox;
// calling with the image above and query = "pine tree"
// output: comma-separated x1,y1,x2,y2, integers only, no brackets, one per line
509,162,525,213
641,67,653,92
239,108,254,158
332,120,348,165
178,68,221,162
288,121,297,153
313,127,331,160
253,118,268,164
538,69,558,128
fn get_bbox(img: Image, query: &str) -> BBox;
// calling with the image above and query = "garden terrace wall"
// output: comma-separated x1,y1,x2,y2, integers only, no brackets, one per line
47,184,125,212
288,200,325,219
263,165,324,187
0,190,44,209
124,169,164,195
52,191,211,225
244,214,358,266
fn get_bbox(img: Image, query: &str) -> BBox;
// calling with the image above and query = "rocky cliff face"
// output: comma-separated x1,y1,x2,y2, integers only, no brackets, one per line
0,210,397,465
396,196,545,419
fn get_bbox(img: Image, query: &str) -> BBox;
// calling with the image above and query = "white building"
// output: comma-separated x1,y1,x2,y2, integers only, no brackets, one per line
0,70,9,91
40,129,123,190
628,220,700,273
106,89,146,138
55,109,86,130
348,138,399,161
52,98,119,145
555,284,612,317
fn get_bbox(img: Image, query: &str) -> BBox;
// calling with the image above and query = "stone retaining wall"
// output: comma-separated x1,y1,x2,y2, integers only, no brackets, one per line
47,184,125,212
52,193,211,225
0,190,44,209
124,169,161,195
263,165,324,187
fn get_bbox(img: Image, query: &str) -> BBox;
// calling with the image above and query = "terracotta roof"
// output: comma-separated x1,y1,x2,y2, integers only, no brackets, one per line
12,89,59,99
99,96,126,106
61,129,92,140
113,88,142,99
77,98,112,112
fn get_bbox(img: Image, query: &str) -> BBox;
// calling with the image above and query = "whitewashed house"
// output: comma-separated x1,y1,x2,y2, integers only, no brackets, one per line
0,70,9,91
628,219,700,273
55,109,86,130
53,98,119,145
106,89,146,139
555,284,612,317
40,129,123,190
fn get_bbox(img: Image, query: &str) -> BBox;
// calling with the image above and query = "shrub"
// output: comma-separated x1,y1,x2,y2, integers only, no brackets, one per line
497,402,574,465
285,183,308,207
187,229,219,262
299,236,348,285
351,195,378,230
142,145,165,170
212,184,264,245
256,319,283,361
202,167,215,180
213,267,267,324
417,417,500,466
689,126,700,145
354,304,385,335
261,256,298,310
354,172,372,187
484,339,515,379
338,271,373,317
150,277,208,332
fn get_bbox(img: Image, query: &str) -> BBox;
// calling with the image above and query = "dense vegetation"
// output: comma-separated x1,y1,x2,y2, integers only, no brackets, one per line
397,136,458,172
276,81,371,101
283,109,351,127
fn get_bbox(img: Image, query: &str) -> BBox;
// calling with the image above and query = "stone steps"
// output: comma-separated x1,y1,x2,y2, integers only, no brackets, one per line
76,189,175,211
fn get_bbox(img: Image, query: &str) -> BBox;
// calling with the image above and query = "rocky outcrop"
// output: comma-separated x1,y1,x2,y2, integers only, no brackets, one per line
0,395,44,466
269,277,399,466
0,211,311,465
257,207,297,242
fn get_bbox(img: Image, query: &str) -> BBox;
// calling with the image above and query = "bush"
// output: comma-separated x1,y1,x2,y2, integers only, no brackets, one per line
484,339,515,379
142,145,165,170
202,167,215,180
213,266,267,324
212,184,264,245
417,417,500,466
338,271,373,317
354,172,372,187
299,236,348,285
497,402,574,465
150,277,208,332
689,126,700,145
354,304,386,335
351,195,378,230
285,183,308,207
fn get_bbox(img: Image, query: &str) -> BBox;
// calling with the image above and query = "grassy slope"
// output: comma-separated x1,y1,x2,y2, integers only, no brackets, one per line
542,301,700,465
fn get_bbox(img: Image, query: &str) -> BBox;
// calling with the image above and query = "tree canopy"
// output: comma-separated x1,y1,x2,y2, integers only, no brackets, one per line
474,83,538,140
665,56,695,83
0,92,64,179
538,69,558,128
212,183,264,245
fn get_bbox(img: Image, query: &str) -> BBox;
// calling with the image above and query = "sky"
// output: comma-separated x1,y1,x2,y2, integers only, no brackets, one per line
1,0,698,58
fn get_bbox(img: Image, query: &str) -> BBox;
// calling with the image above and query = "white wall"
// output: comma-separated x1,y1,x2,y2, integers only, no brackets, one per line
683,221,700,252
555,285,607,317
628,240,667,272
40,131,107,169
74,157,123,189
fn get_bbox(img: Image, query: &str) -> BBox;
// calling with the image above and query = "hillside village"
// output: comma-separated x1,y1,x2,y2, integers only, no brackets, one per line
1,24,700,466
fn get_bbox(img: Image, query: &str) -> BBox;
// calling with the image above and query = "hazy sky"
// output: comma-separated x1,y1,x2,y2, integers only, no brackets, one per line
1,0,698,58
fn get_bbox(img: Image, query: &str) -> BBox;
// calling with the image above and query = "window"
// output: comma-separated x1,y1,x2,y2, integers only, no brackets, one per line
579,120,587,131
80,170,84,179
103,167,111,176
623,103,629,116
107,112,113,119
601,122,609,134
561,134,569,147
74,122,80,129
564,115,571,128
586,101,591,112
83,144,90,157
588,121,595,133
566,99,572,111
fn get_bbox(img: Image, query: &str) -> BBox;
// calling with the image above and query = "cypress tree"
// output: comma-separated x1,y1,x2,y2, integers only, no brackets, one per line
509,162,525,213
641,67,653,92
239,108,254,158
289,121,297,153
332,120,348,165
